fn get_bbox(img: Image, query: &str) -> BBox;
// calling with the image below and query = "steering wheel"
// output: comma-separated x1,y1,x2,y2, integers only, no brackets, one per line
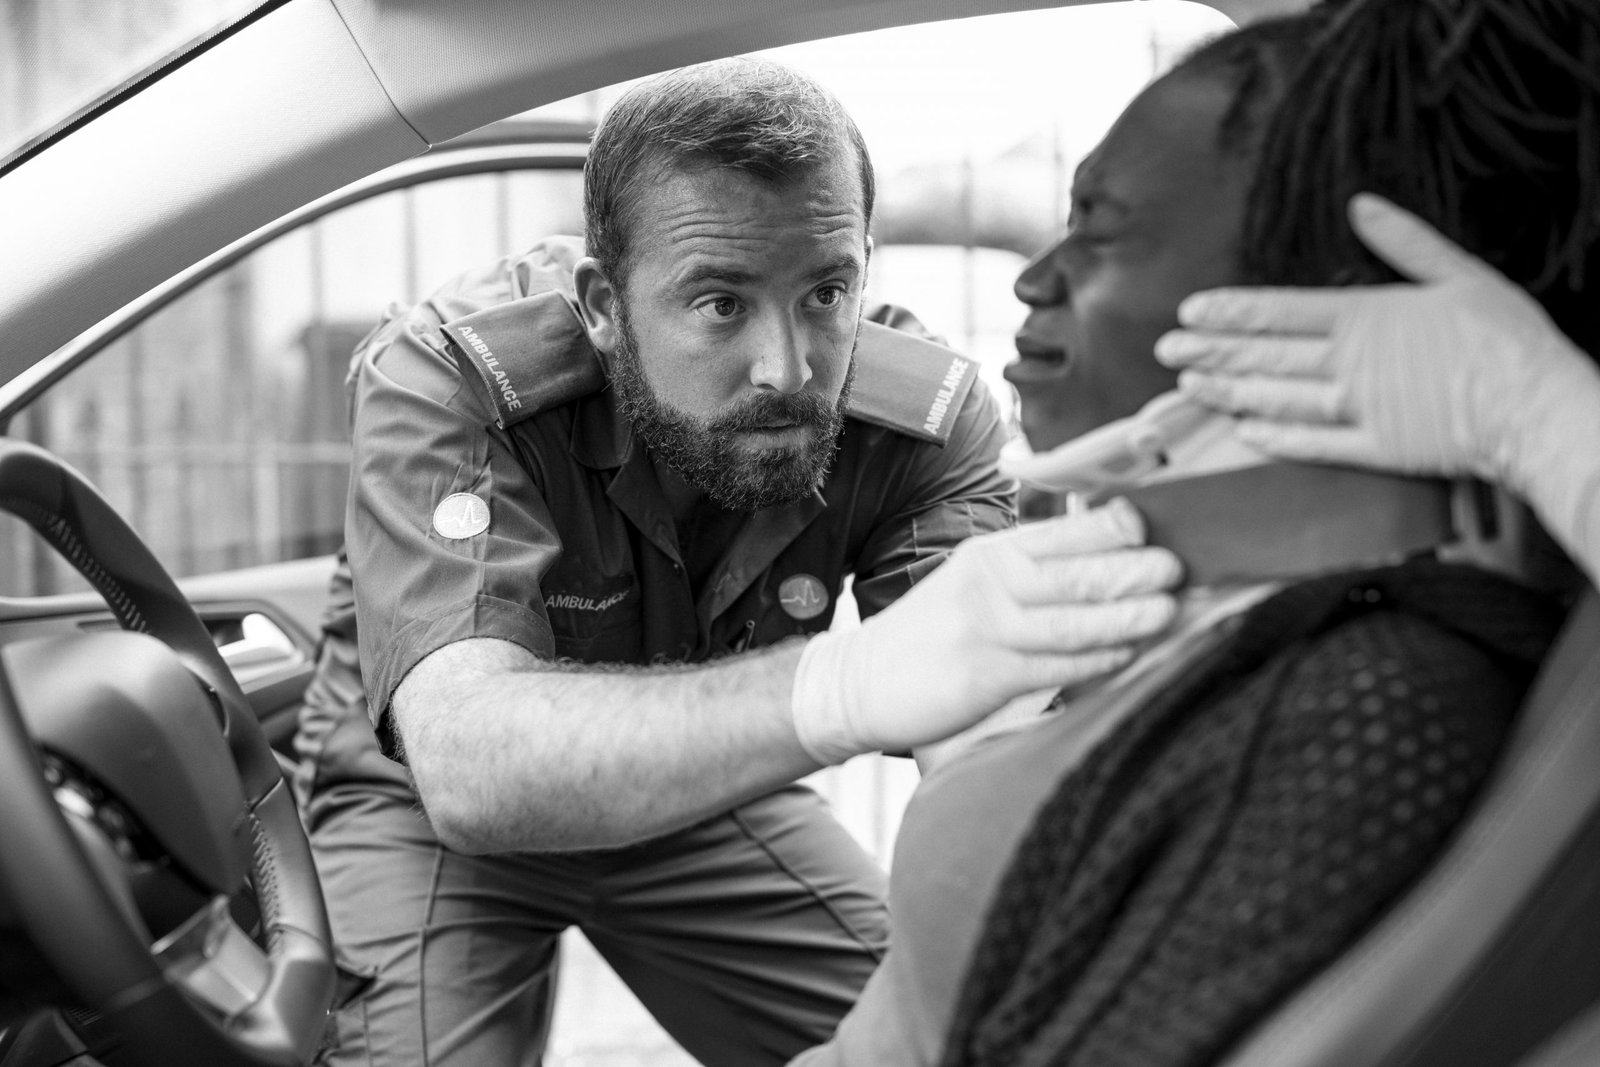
0,438,334,1066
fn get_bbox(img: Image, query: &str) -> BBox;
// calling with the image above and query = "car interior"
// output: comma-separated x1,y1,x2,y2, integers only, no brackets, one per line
0,0,1596,1065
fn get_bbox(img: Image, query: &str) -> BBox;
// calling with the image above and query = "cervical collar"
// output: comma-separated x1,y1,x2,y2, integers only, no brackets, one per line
1000,392,1462,586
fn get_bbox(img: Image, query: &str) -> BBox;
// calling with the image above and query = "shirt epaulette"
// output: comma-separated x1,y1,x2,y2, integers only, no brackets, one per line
847,320,979,447
439,291,604,429
439,281,976,443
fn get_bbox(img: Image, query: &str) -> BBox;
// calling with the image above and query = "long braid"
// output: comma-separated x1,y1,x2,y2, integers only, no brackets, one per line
1243,0,1600,353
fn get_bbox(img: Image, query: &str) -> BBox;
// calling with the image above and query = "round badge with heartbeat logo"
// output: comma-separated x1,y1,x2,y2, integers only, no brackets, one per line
778,574,829,621
433,492,490,539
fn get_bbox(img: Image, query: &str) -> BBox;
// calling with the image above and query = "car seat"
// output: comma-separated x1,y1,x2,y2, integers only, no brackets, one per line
1218,587,1600,1067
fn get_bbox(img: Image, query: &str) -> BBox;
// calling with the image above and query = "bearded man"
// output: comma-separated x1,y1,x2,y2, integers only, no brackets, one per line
296,57,1183,1067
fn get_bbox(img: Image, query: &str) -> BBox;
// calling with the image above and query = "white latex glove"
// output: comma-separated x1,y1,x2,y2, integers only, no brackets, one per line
1154,192,1600,585
791,497,1181,765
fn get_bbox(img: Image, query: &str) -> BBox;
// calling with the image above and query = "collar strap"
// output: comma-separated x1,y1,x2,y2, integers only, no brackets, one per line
1091,463,1456,587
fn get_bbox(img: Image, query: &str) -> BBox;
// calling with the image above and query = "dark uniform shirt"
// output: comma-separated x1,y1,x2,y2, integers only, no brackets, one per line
343,237,1014,736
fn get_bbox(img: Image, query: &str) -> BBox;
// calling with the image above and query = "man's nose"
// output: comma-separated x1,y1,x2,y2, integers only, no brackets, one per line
1014,244,1066,307
748,316,812,394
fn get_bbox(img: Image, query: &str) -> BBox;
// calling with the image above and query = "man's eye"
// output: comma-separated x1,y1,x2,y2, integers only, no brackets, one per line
694,297,742,320
812,284,846,308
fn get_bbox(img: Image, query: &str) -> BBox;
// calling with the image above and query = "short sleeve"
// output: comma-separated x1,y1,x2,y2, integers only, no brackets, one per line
346,309,563,721
850,375,1016,617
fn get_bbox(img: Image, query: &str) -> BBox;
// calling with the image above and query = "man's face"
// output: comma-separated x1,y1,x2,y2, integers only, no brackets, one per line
593,159,868,511
1004,73,1255,451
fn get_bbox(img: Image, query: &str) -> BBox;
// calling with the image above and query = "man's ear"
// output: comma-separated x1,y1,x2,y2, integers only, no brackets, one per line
573,257,620,355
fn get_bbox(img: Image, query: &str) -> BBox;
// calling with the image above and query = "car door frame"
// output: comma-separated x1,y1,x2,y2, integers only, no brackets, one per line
0,120,592,753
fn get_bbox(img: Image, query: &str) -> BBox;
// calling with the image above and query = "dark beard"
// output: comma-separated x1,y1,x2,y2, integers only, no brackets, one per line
608,302,856,512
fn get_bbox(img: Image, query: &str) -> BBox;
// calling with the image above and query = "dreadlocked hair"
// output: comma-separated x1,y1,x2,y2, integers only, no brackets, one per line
1170,11,1332,158
1243,0,1600,356
937,7,1599,1065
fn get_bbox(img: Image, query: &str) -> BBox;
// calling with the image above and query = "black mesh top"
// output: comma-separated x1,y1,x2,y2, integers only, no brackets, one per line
939,560,1565,1067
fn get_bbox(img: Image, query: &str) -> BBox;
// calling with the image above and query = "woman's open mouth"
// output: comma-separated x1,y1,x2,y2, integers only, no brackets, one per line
1005,335,1071,383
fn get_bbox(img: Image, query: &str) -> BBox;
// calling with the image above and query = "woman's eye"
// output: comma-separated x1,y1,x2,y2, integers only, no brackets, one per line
1063,221,1114,250
694,296,742,320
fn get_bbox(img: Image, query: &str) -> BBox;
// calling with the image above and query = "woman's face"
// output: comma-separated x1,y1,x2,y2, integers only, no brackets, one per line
1005,72,1257,451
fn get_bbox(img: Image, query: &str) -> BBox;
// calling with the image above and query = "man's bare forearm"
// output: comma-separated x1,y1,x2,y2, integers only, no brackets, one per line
392,636,820,853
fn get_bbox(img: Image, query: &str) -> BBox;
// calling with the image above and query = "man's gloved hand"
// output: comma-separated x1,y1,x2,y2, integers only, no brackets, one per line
791,497,1182,766
1153,192,1600,583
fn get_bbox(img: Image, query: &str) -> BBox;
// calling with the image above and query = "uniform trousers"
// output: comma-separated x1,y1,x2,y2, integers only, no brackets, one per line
309,780,889,1066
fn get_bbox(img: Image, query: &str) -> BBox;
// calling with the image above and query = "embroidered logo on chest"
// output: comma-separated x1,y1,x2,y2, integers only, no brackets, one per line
545,589,633,613
543,572,638,620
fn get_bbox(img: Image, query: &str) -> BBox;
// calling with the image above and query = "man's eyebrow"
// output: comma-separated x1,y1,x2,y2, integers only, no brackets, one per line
804,254,864,284
674,263,759,289
672,254,863,291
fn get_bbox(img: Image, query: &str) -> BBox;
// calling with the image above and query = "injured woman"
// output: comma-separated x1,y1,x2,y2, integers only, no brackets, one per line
793,0,1600,1064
